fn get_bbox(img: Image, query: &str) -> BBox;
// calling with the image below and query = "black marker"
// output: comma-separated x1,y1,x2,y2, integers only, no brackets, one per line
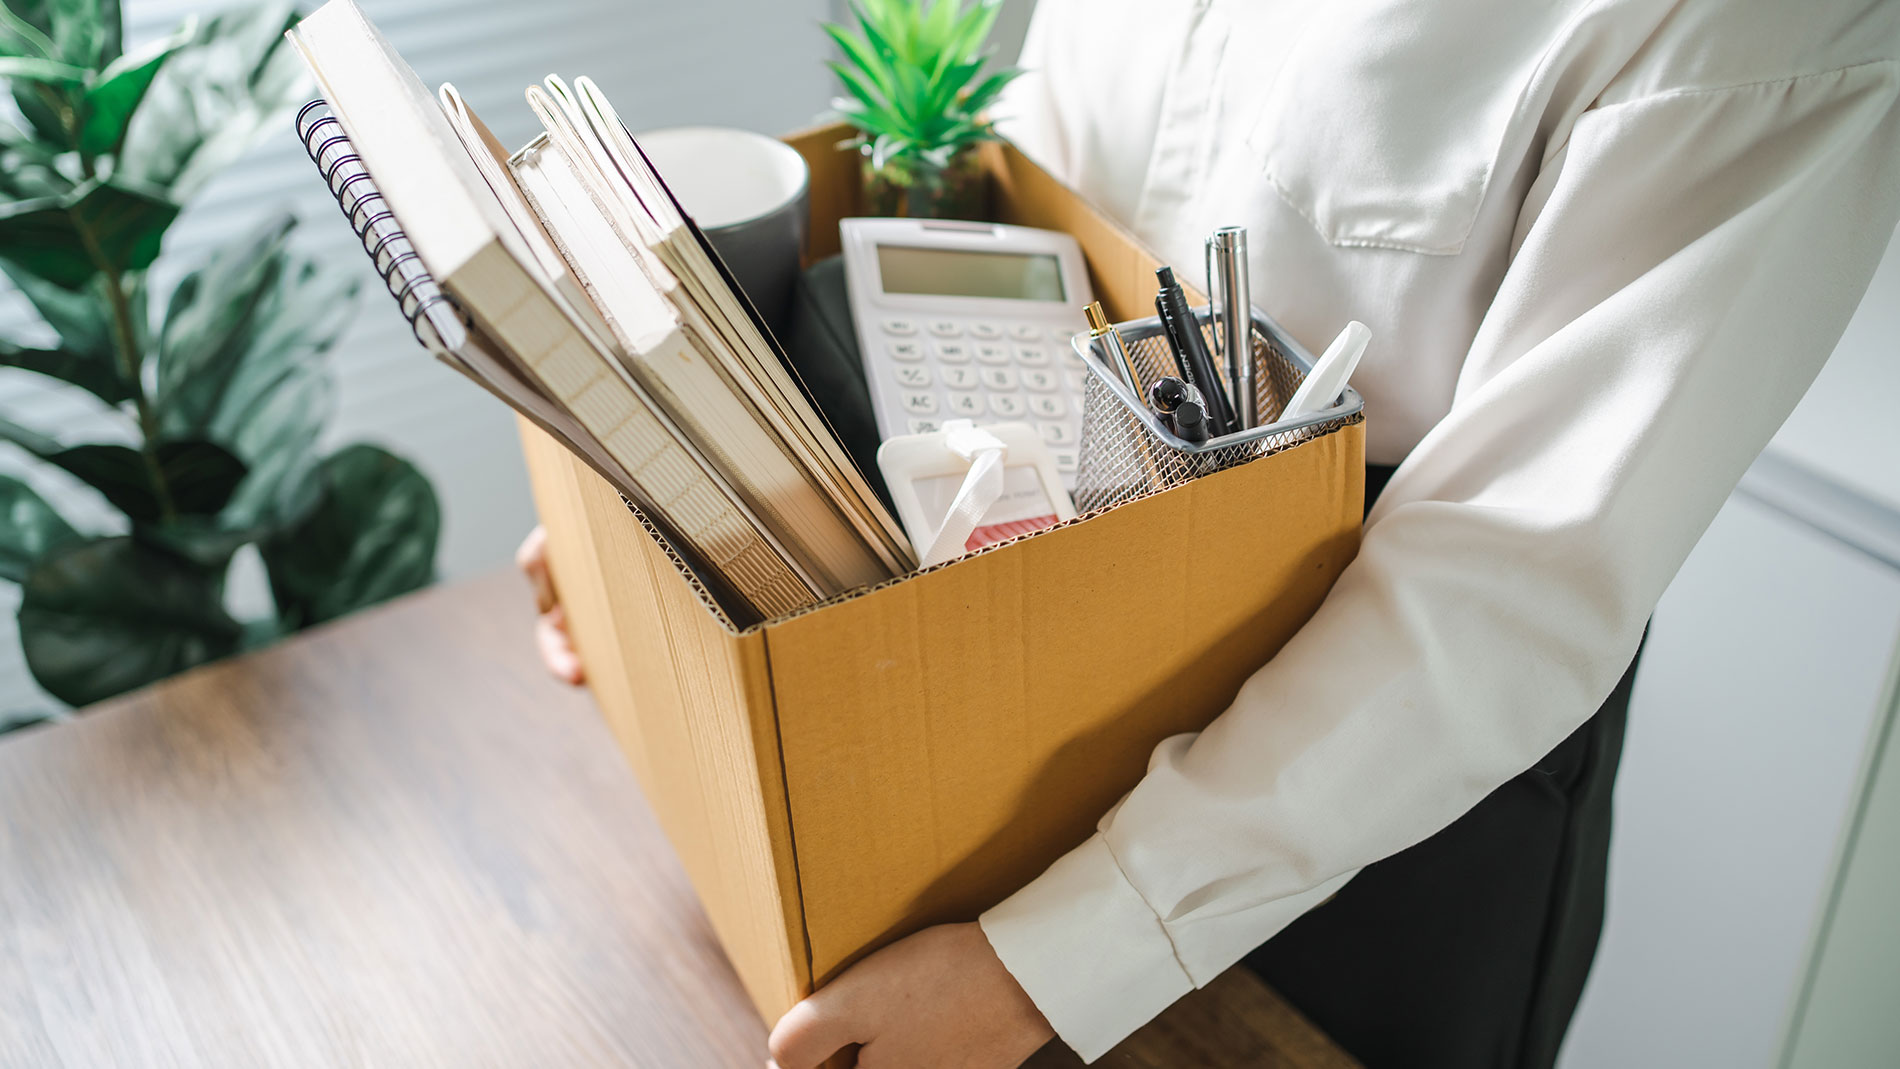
1148,376,1191,416
1172,399,1210,443
1153,266,1234,437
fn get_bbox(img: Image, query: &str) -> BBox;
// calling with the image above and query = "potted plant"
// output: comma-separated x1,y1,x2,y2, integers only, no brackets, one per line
823,0,1022,220
0,0,439,726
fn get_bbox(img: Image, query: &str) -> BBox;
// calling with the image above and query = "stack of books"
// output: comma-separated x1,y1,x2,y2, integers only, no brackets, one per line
290,0,914,625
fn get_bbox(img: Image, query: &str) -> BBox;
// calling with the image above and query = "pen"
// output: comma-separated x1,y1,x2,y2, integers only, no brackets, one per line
1172,399,1209,444
1084,301,1142,397
1205,227,1255,429
1153,266,1234,437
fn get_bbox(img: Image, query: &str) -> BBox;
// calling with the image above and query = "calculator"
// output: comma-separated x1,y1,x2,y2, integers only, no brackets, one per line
839,217,1094,488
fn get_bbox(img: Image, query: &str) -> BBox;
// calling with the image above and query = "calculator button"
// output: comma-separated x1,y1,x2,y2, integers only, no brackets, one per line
969,322,1003,340
928,320,963,338
1014,346,1050,367
883,318,918,336
908,418,941,434
935,342,971,363
1052,327,1077,345
901,392,938,414
1029,395,1066,418
947,393,984,416
1060,343,1087,366
976,344,1012,365
887,341,923,361
1009,323,1043,342
895,366,932,388
942,366,979,389
1053,449,1079,474
990,394,1026,417
1039,421,1076,445
1023,369,1058,392
980,367,1018,390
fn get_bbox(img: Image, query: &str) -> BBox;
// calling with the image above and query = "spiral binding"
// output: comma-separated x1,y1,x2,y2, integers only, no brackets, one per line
296,99,466,353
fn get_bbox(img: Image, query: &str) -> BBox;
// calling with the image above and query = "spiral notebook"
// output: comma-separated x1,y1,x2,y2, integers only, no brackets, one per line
288,0,914,625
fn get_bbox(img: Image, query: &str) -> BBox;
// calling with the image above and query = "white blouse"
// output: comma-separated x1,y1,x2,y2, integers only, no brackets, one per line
978,0,1900,1060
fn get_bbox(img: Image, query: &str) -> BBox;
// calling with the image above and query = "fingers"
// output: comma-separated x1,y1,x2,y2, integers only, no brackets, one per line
516,526,555,613
767,992,866,1069
536,607,584,685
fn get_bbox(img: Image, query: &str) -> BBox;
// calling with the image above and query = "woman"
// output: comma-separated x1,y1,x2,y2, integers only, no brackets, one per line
524,0,1900,1065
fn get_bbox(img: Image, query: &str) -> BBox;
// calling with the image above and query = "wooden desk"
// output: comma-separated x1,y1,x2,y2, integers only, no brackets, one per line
0,571,1356,1068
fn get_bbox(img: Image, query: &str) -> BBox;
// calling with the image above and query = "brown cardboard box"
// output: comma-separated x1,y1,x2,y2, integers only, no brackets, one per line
519,124,1365,1026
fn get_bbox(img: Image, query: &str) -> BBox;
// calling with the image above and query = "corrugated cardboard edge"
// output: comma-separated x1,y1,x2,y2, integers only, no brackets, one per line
521,417,811,1017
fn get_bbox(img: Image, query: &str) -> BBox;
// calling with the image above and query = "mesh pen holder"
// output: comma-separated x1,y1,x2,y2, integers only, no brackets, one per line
1070,308,1365,514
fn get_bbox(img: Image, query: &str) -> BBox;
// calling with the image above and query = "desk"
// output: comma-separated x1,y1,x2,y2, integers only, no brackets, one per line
0,571,1356,1068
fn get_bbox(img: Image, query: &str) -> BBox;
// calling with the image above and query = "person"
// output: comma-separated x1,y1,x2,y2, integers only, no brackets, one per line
519,0,1900,1065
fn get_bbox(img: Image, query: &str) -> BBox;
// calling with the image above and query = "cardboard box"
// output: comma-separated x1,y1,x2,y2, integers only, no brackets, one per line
519,124,1365,1025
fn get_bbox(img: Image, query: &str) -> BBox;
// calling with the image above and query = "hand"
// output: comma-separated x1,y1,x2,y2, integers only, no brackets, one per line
516,526,583,685
768,923,1053,1069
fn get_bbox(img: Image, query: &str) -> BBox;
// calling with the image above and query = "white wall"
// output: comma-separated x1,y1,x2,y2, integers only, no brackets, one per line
0,0,837,719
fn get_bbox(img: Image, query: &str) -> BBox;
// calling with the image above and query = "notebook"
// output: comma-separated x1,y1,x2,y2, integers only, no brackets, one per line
288,0,915,624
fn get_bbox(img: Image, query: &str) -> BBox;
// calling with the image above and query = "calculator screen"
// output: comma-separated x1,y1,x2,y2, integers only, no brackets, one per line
875,245,1066,302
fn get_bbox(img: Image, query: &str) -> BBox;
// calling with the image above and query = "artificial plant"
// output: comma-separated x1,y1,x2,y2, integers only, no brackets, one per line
823,0,1022,219
0,0,439,722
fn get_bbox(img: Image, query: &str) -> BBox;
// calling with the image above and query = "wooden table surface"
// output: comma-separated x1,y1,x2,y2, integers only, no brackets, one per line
0,570,1356,1069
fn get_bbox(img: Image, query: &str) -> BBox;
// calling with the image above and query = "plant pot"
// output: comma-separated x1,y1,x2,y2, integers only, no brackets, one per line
860,145,988,221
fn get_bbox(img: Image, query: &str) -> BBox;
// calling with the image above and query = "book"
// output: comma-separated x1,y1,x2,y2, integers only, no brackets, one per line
289,0,915,625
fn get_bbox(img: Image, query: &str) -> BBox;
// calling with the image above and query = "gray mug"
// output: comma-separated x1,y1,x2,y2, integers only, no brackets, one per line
634,126,810,342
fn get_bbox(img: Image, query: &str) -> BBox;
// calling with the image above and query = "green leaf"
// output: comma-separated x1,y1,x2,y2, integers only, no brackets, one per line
0,54,85,83
157,219,357,528
155,214,292,422
18,535,240,707
0,177,177,289
0,338,133,404
261,444,439,628
76,17,192,158
0,412,61,456
1,263,121,358
0,474,79,582
44,438,245,522
136,513,265,569
115,1,307,201
0,2,60,59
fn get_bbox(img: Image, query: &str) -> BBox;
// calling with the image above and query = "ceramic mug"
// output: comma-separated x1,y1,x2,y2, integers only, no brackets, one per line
634,125,810,341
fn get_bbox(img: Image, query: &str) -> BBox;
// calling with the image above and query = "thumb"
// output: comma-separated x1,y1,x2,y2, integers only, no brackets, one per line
768,990,865,1069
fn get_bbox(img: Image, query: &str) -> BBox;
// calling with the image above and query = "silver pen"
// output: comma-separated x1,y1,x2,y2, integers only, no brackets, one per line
1205,226,1255,429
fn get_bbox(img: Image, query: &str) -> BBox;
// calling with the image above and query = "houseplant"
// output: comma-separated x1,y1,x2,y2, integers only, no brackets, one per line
0,0,439,723
823,0,1022,220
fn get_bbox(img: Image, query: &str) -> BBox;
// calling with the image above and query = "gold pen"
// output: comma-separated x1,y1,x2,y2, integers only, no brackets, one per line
1085,301,1143,398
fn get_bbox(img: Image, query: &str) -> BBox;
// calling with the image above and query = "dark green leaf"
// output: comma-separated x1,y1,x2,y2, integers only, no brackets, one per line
136,513,265,569
0,178,176,289
9,0,121,68
0,412,62,456
158,220,356,528
0,338,133,404
1,264,122,358
43,438,245,522
18,535,240,707
76,18,191,157
0,473,79,581
115,1,306,201
11,77,71,145
261,444,439,628
155,214,292,423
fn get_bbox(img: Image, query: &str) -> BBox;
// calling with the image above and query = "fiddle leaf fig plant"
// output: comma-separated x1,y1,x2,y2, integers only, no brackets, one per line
0,0,439,720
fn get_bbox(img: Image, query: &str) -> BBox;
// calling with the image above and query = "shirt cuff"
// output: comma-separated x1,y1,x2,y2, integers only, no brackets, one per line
978,832,1192,1063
